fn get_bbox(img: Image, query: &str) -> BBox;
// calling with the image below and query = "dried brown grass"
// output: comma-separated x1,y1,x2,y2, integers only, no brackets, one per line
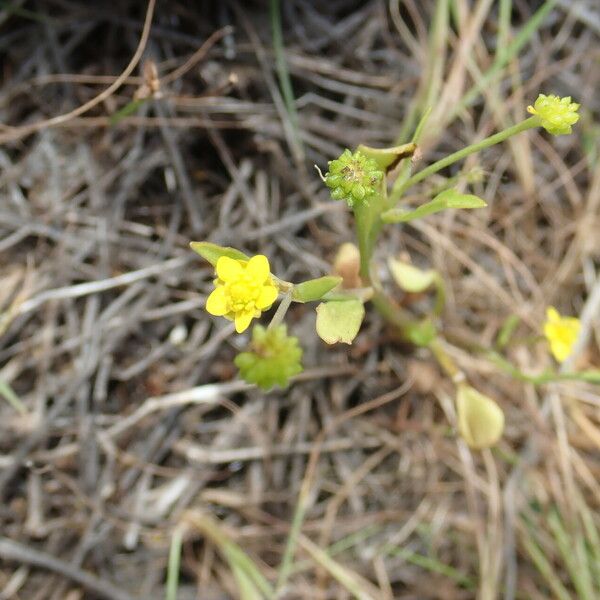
0,1,599,599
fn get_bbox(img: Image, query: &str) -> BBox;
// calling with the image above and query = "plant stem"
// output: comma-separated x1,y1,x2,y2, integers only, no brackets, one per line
487,350,600,385
353,202,376,282
392,116,539,200
428,337,464,383
370,288,413,333
268,290,293,330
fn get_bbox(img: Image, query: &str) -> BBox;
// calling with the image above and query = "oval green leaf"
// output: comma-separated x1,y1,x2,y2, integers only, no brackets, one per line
357,142,417,171
292,276,342,303
315,299,365,345
190,242,249,266
382,188,487,223
388,258,437,293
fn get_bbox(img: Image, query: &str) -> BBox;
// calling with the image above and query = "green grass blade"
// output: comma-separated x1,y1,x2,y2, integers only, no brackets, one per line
165,528,183,600
520,523,572,600
109,98,148,126
276,488,309,593
384,547,475,589
578,499,600,590
396,0,449,144
548,510,594,600
300,536,380,600
0,379,26,414
230,562,265,600
451,0,558,119
188,513,274,599
269,0,303,158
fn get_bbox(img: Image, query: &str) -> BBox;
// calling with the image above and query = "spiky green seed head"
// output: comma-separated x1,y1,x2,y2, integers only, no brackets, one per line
234,325,303,390
324,149,384,207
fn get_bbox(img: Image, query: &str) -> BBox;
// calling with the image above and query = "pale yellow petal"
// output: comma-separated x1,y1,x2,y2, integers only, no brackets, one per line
546,306,560,323
216,256,243,282
245,255,270,284
543,322,556,341
256,285,278,309
551,341,571,363
206,286,228,316
234,310,254,333
565,317,581,335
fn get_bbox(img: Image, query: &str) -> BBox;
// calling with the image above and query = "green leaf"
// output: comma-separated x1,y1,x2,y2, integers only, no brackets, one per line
292,276,342,303
357,142,417,171
388,258,437,293
189,242,249,266
109,98,148,126
406,319,437,347
496,315,520,349
382,188,487,223
315,299,364,345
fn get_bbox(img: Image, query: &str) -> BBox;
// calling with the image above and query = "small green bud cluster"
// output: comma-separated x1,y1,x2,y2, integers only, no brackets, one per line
234,325,303,390
324,149,383,207
527,94,580,136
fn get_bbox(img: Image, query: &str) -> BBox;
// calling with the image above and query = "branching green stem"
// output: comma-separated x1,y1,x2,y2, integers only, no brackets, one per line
392,117,539,200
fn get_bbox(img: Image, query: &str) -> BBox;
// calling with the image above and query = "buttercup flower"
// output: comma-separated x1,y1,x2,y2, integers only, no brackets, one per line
543,306,580,363
324,149,383,207
527,94,580,135
206,255,278,333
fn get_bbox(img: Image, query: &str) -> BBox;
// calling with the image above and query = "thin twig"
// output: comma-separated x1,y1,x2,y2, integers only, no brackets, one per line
0,0,157,145
0,537,135,600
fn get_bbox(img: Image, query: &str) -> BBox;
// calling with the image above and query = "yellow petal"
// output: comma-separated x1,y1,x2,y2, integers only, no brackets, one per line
546,306,560,323
456,384,504,450
234,310,254,333
245,255,270,284
216,256,243,282
565,317,581,335
543,322,556,341
256,285,278,309
206,286,228,316
551,341,571,363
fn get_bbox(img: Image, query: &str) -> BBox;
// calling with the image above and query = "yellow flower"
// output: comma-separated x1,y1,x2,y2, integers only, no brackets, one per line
206,255,278,333
543,306,580,363
527,94,580,135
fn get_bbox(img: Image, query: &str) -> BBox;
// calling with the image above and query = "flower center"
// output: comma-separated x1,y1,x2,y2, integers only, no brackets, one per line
342,161,363,184
226,275,260,312
556,326,575,344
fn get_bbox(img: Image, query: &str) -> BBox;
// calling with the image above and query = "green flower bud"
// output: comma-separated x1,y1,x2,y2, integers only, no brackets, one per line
234,325,303,390
527,94,580,136
456,384,504,449
324,149,383,207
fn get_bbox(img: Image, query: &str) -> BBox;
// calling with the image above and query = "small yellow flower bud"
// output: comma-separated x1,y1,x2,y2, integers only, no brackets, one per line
543,307,580,363
527,94,580,136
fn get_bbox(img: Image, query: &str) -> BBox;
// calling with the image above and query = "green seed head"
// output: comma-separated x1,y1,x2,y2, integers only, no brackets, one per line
234,325,303,390
324,149,383,207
